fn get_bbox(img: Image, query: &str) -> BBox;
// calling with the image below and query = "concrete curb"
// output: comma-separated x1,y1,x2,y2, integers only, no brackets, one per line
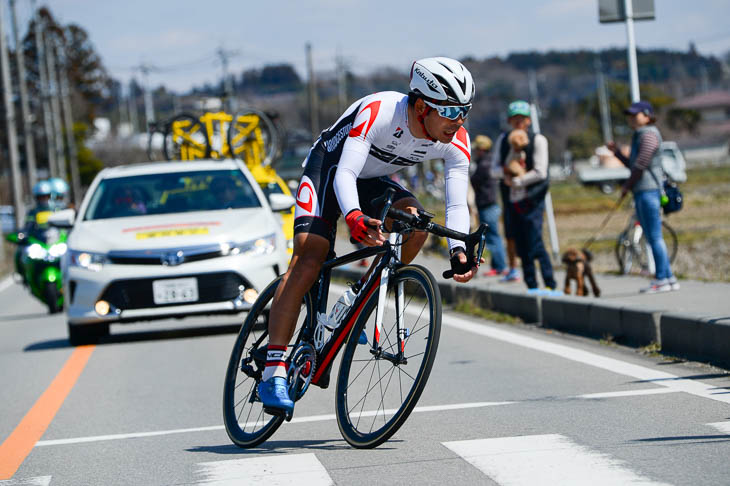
332,267,729,369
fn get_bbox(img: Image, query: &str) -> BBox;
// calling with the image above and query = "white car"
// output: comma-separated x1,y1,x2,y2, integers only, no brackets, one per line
52,159,292,344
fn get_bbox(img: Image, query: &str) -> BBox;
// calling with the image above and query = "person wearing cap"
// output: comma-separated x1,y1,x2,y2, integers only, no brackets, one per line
607,100,679,293
470,134,507,276
492,100,558,294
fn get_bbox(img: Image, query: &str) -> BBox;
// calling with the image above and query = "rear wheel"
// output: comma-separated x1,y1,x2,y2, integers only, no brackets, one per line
615,221,678,274
222,277,312,448
162,113,209,161
335,265,441,448
227,109,280,166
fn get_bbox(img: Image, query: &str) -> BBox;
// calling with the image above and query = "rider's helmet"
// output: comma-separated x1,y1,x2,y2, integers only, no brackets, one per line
409,57,475,106
48,178,70,209
32,180,53,209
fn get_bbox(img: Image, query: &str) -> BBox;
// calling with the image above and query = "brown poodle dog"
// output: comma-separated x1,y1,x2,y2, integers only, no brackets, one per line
562,248,601,297
505,129,529,177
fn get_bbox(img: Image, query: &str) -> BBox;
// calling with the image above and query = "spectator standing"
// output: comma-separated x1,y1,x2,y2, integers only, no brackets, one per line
608,100,679,293
470,135,507,276
494,100,558,294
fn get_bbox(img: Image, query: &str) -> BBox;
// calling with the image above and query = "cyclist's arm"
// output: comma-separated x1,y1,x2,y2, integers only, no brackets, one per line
333,136,371,216
444,143,471,252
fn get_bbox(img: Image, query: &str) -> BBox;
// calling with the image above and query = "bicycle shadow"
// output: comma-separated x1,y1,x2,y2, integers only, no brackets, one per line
187,437,397,455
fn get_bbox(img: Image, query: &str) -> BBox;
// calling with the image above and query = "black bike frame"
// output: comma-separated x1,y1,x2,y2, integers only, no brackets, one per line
309,241,396,386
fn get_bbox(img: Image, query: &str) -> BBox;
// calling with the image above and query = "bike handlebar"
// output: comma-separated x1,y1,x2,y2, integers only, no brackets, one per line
363,188,489,280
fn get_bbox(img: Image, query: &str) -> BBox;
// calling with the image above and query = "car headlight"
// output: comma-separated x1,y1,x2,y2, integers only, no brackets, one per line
226,234,276,257
26,243,48,260
69,250,107,272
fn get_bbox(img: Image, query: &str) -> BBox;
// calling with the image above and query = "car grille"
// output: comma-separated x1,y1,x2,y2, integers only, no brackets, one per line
99,272,247,310
107,243,224,266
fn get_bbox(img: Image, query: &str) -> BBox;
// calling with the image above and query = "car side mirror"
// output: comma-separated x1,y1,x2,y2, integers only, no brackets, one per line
268,193,295,212
47,208,76,229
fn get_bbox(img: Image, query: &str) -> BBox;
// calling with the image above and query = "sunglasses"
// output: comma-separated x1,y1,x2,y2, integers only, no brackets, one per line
423,100,472,120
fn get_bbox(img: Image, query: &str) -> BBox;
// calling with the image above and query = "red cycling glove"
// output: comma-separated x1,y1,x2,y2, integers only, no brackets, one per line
345,210,372,242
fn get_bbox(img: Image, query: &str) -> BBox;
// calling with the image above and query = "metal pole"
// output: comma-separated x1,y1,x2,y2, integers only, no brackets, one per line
56,44,82,207
45,32,65,178
32,0,56,178
336,49,347,113
0,0,24,227
10,0,37,188
138,65,155,126
595,57,613,144
305,42,319,142
624,0,640,102
128,80,139,134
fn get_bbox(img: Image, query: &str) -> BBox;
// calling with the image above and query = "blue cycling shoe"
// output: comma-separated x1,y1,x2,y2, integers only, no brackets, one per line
358,329,368,345
257,376,294,413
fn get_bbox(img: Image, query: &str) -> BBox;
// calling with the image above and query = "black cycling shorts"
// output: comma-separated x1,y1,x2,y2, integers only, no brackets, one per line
293,142,415,243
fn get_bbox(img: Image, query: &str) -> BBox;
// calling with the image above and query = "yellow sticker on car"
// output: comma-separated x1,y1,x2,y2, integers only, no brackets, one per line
136,227,209,239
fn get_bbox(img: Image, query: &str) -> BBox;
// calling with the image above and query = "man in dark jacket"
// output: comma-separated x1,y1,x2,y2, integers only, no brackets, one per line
470,135,507,276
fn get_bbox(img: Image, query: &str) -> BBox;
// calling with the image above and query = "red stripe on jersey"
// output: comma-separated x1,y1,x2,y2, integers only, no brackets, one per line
451,126,471,161
348,100,381,139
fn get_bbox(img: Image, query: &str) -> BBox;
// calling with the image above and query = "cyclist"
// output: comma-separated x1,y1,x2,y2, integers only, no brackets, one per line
257,57,479,413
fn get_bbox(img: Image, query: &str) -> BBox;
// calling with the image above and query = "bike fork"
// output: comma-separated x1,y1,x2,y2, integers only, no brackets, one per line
372,233,405,352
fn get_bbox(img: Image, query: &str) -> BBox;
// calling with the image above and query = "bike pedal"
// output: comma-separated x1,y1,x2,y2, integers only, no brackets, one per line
263,407,286,417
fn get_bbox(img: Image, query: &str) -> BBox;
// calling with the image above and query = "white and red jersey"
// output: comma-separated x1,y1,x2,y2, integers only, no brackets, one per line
308,91,471,249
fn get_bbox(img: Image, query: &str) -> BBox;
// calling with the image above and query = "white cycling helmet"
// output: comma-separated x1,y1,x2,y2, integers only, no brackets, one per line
409,57,475,105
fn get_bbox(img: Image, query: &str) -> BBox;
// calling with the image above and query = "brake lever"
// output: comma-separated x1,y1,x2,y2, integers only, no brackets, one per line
442,224,488,279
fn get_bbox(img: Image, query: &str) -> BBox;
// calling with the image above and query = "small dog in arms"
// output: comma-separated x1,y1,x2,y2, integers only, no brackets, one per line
562,248,601,297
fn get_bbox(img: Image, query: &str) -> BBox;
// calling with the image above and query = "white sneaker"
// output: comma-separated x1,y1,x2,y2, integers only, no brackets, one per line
640,279,672,294
668,276,680,291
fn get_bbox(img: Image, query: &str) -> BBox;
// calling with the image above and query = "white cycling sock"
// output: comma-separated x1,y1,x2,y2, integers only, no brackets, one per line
261,344,288,381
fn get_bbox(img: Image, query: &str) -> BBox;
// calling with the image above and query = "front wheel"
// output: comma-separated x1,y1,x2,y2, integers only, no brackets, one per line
44,281,62,314
335,265,441,448
222,277,312,448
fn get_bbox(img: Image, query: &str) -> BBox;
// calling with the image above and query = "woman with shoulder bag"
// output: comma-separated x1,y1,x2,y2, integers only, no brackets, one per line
607,101,679,293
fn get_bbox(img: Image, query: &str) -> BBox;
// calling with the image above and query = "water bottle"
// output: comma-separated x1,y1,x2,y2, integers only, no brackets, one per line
327,288,356,330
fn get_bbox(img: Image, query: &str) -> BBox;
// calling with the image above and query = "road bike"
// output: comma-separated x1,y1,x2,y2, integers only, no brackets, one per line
222,188,488,449
615,209,678,275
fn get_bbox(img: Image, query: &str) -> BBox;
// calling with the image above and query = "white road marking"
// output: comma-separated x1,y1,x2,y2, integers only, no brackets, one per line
707,421,730,435
0,276,14,294
34,389,669,447
0,477,51,486
194,453,332,485
443,435,671,486
436,309,730,405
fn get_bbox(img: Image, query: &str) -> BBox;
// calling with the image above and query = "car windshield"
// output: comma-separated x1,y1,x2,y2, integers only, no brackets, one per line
83,169,261,221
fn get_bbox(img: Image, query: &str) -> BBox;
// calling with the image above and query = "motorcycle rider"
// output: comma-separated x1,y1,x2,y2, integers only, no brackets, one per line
48,178,70,210
14,181,54,282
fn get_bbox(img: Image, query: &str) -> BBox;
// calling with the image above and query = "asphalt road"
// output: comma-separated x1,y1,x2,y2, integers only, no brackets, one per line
1,277,729,485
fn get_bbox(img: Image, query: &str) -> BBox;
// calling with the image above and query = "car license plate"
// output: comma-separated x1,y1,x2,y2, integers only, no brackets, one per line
152,277,198,305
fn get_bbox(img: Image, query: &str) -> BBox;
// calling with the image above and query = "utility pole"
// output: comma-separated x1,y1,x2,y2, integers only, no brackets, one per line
595,57,613,144
335,49,347,113
56,44,82,207
128,79,139,134
216,47,239,113
32,0,56,178
1,0,24,227
45,32,65,178
305,43,319,142
623,0,640,102
10,0,37,187
527,69,560,262
133,63,157,127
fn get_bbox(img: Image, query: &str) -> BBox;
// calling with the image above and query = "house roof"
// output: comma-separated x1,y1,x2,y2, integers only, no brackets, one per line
675,90,730,110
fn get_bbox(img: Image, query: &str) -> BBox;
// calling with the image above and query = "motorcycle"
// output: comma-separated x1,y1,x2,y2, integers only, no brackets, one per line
6,221,68,314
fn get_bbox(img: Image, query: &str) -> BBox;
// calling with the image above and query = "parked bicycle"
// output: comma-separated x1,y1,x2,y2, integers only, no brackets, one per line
222,188,488,449
615,207,678,275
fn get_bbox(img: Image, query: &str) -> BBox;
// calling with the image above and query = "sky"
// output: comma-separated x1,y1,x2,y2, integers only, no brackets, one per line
9,0,730,93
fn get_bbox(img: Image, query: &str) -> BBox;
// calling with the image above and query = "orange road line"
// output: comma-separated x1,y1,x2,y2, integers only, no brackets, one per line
0,345,95,479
